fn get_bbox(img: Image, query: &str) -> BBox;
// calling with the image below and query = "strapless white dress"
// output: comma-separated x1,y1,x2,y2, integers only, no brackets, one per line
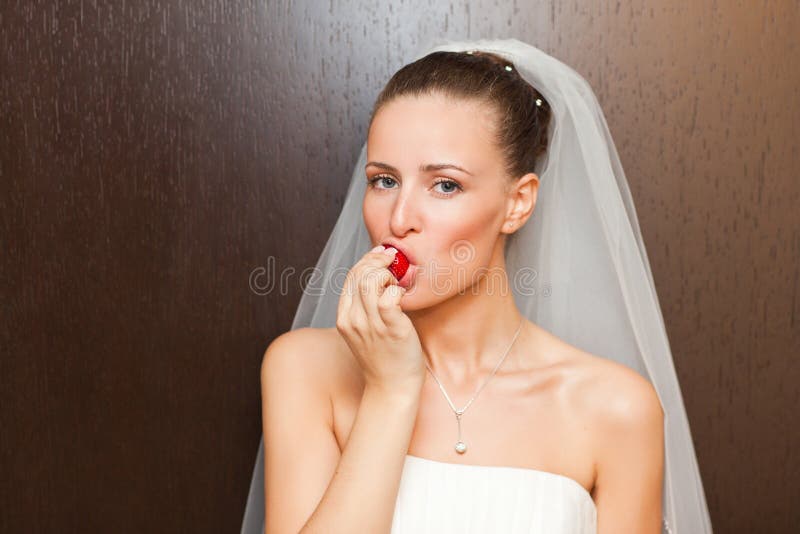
391,454,597,534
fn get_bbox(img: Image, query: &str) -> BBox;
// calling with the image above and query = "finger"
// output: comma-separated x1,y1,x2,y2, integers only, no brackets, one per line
377,284,407,329
357,265,395,333
354,246,398,314
347,246,397,336
340,245,385,326
337,268,354,330
358,246,398,271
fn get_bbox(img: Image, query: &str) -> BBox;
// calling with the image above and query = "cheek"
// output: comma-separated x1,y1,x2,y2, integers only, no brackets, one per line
362,195,388,240
427,202,503,278
431,201,500,251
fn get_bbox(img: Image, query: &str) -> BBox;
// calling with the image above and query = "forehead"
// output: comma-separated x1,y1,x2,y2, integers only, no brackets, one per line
367,94,500,173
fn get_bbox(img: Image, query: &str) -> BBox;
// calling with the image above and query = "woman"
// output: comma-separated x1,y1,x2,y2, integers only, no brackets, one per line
242,39,712,534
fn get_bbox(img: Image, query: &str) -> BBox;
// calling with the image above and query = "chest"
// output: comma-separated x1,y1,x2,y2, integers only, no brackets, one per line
330,362,597,495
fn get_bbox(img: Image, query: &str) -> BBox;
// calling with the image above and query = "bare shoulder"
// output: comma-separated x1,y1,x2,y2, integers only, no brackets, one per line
556,346,665,526
263,325,337,359
261,326,355,394
261,327,345,400
555,344,665,502
566,347,664,439
530,323,662,429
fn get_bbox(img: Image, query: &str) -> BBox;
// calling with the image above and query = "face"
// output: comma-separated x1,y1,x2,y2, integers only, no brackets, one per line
363,92,537,310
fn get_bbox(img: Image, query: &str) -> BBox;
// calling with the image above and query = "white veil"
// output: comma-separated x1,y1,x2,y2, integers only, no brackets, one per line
241,38,712,534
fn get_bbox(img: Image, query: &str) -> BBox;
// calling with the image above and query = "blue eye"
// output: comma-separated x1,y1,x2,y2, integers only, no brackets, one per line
366,175,463,197
433,179,463,195
367,175,397,189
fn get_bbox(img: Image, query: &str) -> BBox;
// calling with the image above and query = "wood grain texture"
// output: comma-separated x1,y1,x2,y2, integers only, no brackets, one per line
1,1,797,532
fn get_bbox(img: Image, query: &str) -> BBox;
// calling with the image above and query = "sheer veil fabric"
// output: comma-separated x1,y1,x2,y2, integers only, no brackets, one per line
241,38,712,534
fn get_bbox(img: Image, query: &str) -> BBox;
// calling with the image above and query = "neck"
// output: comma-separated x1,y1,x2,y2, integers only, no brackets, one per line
406,243,528,387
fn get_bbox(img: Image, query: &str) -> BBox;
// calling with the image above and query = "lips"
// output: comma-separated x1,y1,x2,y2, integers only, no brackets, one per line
395,263,416,288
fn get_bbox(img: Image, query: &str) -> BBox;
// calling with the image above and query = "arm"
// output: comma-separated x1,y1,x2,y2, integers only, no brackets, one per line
593,370,665,534
301,383,419,533
261,328,421,534
261,328,341,534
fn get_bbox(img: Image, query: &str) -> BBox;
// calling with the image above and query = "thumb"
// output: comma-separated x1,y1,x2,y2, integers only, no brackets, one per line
377,284,407,327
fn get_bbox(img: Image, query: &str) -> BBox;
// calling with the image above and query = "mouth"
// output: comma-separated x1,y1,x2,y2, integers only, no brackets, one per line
380,241,417,266
381,242,417,288
396,263,417,289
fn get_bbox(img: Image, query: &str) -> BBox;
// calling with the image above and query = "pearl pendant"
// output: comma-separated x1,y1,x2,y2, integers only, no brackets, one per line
454,441,467,454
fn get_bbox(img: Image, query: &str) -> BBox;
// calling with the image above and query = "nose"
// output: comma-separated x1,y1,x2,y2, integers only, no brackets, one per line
388,181,421,237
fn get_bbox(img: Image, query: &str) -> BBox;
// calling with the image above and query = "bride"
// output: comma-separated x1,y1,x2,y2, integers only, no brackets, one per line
242,39,712,534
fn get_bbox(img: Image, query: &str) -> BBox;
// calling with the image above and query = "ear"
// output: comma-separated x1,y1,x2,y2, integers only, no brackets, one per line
502,172,539,234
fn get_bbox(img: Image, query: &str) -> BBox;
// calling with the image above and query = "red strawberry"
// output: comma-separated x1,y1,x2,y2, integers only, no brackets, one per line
383,246,409,281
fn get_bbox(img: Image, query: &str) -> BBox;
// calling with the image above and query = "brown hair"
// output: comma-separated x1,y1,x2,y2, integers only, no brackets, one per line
368,50,552,182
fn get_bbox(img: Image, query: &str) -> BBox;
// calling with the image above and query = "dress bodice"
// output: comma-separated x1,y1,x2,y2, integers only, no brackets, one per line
391,454,597,534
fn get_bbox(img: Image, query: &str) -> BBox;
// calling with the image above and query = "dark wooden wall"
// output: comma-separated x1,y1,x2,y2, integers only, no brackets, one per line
2,1,797,533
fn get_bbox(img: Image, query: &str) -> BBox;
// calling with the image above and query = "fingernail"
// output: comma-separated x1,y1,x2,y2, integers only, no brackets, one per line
383,247,397,255
371,245,385,252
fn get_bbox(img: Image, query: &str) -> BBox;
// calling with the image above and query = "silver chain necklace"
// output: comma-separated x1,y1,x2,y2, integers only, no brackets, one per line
424,317,525,455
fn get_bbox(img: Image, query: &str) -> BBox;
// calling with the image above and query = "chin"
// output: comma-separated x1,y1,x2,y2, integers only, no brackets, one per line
398,286,451,312
398,288,424,311
398,291,414,310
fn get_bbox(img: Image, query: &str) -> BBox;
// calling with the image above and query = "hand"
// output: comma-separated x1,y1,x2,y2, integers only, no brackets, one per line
336,245,426,394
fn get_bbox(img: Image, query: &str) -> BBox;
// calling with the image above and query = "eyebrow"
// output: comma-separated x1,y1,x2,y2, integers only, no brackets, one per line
365,161,474,176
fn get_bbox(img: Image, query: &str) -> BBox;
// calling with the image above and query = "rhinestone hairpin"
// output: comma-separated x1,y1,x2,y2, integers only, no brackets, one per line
535,98,543,107
504,65,513,71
